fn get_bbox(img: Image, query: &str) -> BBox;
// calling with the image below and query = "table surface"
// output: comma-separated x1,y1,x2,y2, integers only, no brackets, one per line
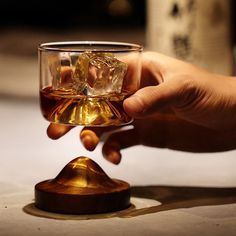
1,97,236,236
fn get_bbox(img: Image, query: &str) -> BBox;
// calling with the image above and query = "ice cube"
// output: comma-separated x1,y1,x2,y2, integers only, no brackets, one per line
48,54,60,89
60,52,72,67
48,53,74,93
73,52,128,96
48,51,128,96
73,53,90,94
70,53,79,65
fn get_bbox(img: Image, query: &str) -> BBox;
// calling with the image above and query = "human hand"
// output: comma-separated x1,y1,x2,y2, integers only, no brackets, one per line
47,52,236,164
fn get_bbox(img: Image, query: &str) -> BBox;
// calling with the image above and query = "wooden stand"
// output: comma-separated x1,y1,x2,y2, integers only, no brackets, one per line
35,156,130,214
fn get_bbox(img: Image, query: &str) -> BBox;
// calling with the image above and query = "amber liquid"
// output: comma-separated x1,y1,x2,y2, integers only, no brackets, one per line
40,86,132,126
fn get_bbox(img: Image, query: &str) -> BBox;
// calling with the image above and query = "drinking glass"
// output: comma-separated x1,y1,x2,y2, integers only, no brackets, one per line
39,41,142,126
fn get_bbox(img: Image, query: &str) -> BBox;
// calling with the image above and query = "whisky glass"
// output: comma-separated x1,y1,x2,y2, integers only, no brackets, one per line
39,41,142,126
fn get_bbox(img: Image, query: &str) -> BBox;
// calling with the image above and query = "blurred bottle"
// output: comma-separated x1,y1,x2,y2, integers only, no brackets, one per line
146,0,234,75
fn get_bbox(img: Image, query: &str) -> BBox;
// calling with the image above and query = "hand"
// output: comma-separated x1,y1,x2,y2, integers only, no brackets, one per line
47,52,236,164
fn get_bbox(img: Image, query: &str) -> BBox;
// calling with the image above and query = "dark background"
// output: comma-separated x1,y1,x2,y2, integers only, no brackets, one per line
231,0,236,44
0,0,235,56
0,0,146,30
0,0,235,44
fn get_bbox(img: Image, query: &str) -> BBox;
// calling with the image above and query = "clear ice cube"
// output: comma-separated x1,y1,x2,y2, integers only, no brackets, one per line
48,53,74,93
49,52,128,96
73,52,128,96
73,53,90,94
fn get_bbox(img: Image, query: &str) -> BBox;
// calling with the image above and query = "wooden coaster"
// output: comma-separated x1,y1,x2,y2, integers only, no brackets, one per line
35,156,130,214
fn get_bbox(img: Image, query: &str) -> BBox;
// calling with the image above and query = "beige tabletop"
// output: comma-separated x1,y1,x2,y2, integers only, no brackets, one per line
0,95,236,236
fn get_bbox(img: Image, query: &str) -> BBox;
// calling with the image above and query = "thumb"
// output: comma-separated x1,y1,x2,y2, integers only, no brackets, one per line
123,78,187,117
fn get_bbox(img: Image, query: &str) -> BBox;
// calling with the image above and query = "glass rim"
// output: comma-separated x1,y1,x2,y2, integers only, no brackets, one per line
38,41,143,53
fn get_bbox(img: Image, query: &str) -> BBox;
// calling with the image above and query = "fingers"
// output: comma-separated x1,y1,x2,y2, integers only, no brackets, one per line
124,52,199,118
102,128,140,164
80,126,140,164
102,141,121,165
80,126,116,151
124,76,193,118
80,128,100,151
47,123,74,139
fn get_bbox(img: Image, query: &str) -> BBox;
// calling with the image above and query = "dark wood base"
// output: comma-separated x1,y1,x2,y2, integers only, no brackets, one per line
35,157,130,214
